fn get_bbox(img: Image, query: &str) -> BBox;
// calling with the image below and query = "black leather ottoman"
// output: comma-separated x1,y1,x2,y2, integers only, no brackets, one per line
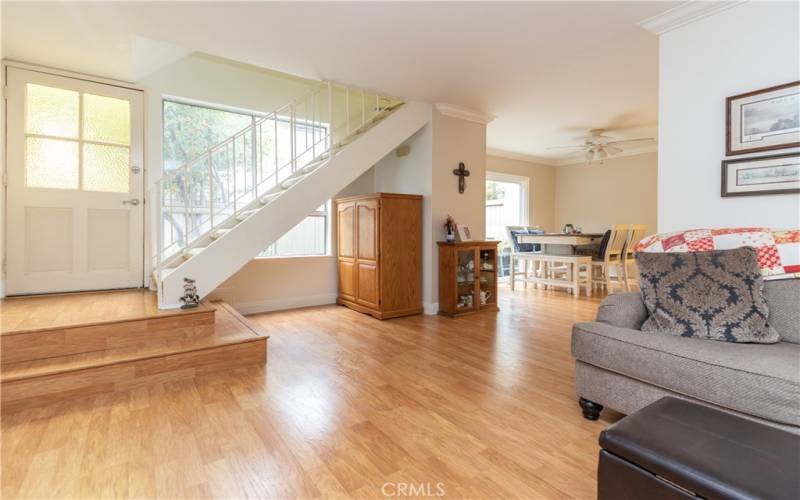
598,397,800,500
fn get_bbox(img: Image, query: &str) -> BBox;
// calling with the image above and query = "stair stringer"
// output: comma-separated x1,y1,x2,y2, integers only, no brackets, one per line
159,101,431,308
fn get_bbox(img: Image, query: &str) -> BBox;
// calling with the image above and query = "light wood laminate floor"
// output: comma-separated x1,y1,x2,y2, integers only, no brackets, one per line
1,287,621,499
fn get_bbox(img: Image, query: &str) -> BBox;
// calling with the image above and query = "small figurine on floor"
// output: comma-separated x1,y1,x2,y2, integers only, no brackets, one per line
180,277,200,309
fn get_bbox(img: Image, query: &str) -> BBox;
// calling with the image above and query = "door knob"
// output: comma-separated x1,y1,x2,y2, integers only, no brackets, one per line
122,198,140,206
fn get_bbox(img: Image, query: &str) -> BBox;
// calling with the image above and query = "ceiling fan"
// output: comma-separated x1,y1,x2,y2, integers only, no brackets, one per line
547,129,654,164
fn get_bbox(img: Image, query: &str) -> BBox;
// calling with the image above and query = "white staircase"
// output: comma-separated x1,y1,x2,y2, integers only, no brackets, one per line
154,82,429,308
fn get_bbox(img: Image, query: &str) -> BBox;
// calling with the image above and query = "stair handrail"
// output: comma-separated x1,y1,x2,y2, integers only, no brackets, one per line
156,83,324,188
154,80,403,283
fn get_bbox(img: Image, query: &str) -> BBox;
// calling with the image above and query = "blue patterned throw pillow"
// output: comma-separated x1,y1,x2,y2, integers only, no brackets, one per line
635,247,779,343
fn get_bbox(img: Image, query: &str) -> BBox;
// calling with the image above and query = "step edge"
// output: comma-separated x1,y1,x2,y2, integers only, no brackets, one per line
213,301,270,340
1,301,217,337
1,333,266,384
0,320,218,367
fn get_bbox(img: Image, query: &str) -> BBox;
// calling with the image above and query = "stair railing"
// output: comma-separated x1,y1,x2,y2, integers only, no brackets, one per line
154,81,401,282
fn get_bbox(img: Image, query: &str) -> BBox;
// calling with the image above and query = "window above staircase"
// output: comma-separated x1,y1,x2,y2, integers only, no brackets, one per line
153,80,429,308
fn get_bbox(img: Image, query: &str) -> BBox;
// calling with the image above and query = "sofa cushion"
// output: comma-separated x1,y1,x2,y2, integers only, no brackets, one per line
764,279,800,344
636,247,779,343
571,321,800,426
594,279,799,343
596,292,648,330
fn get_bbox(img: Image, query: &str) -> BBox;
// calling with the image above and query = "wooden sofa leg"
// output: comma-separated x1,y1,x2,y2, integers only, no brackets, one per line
579,397,603,420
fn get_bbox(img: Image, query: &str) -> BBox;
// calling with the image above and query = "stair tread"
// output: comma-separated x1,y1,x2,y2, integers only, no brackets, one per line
1,289,215,336
1,302,266,382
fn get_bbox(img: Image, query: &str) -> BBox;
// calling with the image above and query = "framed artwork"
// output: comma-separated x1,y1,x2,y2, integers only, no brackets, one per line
456,225,473,242
721,152,800,197
726,81,800,156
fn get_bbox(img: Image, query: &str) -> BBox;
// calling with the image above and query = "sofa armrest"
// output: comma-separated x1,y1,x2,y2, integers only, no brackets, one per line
596,292,648,330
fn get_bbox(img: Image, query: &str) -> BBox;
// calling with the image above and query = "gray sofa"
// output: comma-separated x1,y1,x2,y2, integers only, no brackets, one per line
571,279,800,434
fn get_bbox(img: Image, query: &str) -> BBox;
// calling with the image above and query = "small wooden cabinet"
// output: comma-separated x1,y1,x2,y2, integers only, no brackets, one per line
438,241,500,317
335,193,422,319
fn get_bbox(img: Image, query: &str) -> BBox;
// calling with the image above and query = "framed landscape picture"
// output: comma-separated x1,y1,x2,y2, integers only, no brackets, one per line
726,81,800,155
721,152,800,197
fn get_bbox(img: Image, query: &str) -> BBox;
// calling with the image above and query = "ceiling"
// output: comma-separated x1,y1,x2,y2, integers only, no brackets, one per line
2,1,678,162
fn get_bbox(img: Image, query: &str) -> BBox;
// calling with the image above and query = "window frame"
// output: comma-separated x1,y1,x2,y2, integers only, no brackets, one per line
257,200,332,259
485,171,530,232
486,171,530,281
161,96,332,259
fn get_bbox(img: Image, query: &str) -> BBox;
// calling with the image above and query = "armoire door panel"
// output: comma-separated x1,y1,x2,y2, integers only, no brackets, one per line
356,262,379,308
356,200,378,262
337,202,355,258
338,260,356,301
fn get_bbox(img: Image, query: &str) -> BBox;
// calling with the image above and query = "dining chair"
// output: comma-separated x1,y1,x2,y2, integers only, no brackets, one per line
591,224,628,292
506,225,544,290
622,224,648,291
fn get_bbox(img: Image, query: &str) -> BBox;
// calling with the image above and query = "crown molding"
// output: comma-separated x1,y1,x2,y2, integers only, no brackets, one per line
556,144,658,167
435,103,495,124
486,148,557,166
639,0,746,35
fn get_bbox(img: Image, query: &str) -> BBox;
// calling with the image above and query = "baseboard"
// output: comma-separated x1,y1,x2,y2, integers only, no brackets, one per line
233,293,338,315
423,302,439,315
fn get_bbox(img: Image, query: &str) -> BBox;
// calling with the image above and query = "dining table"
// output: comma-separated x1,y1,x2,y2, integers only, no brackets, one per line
510,232,605,297
517,232,605,254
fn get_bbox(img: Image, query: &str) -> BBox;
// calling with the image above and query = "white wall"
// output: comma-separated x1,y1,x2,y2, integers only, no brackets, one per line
658,1,800,231
556,152,658,234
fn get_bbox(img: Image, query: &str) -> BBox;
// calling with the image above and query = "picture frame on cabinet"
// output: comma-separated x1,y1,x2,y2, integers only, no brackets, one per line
456,225,473,242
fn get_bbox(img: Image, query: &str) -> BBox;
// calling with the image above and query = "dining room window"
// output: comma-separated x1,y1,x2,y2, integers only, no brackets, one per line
486,172,529,279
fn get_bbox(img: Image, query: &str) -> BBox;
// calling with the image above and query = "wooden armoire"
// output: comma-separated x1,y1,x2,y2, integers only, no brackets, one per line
335,193,422,319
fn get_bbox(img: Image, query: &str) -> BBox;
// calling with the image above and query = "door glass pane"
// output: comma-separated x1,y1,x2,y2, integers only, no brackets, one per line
25,137,79,189
82,144,130,193
26,84,79,138
83,94,130,145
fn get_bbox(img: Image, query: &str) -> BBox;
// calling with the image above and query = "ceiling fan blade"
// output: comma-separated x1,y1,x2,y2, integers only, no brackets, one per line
564,149,588,157
546,144,588,150
606,138,654,145
605,145,623,155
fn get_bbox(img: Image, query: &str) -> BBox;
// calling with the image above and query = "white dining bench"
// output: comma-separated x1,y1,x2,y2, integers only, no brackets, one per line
509,253,592,298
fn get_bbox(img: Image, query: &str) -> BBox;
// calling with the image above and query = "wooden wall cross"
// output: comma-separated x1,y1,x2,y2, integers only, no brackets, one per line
453,162,470,194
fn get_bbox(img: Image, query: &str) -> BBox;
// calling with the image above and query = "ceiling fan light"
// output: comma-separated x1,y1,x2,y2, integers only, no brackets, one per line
585,149,595,161
597,149,608,160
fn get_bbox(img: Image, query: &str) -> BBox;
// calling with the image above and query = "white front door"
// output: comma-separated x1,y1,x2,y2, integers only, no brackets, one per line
6,67,145,295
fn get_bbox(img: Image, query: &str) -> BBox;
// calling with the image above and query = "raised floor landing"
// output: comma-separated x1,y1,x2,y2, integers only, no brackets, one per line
0,289,267,413
1,288,213,334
